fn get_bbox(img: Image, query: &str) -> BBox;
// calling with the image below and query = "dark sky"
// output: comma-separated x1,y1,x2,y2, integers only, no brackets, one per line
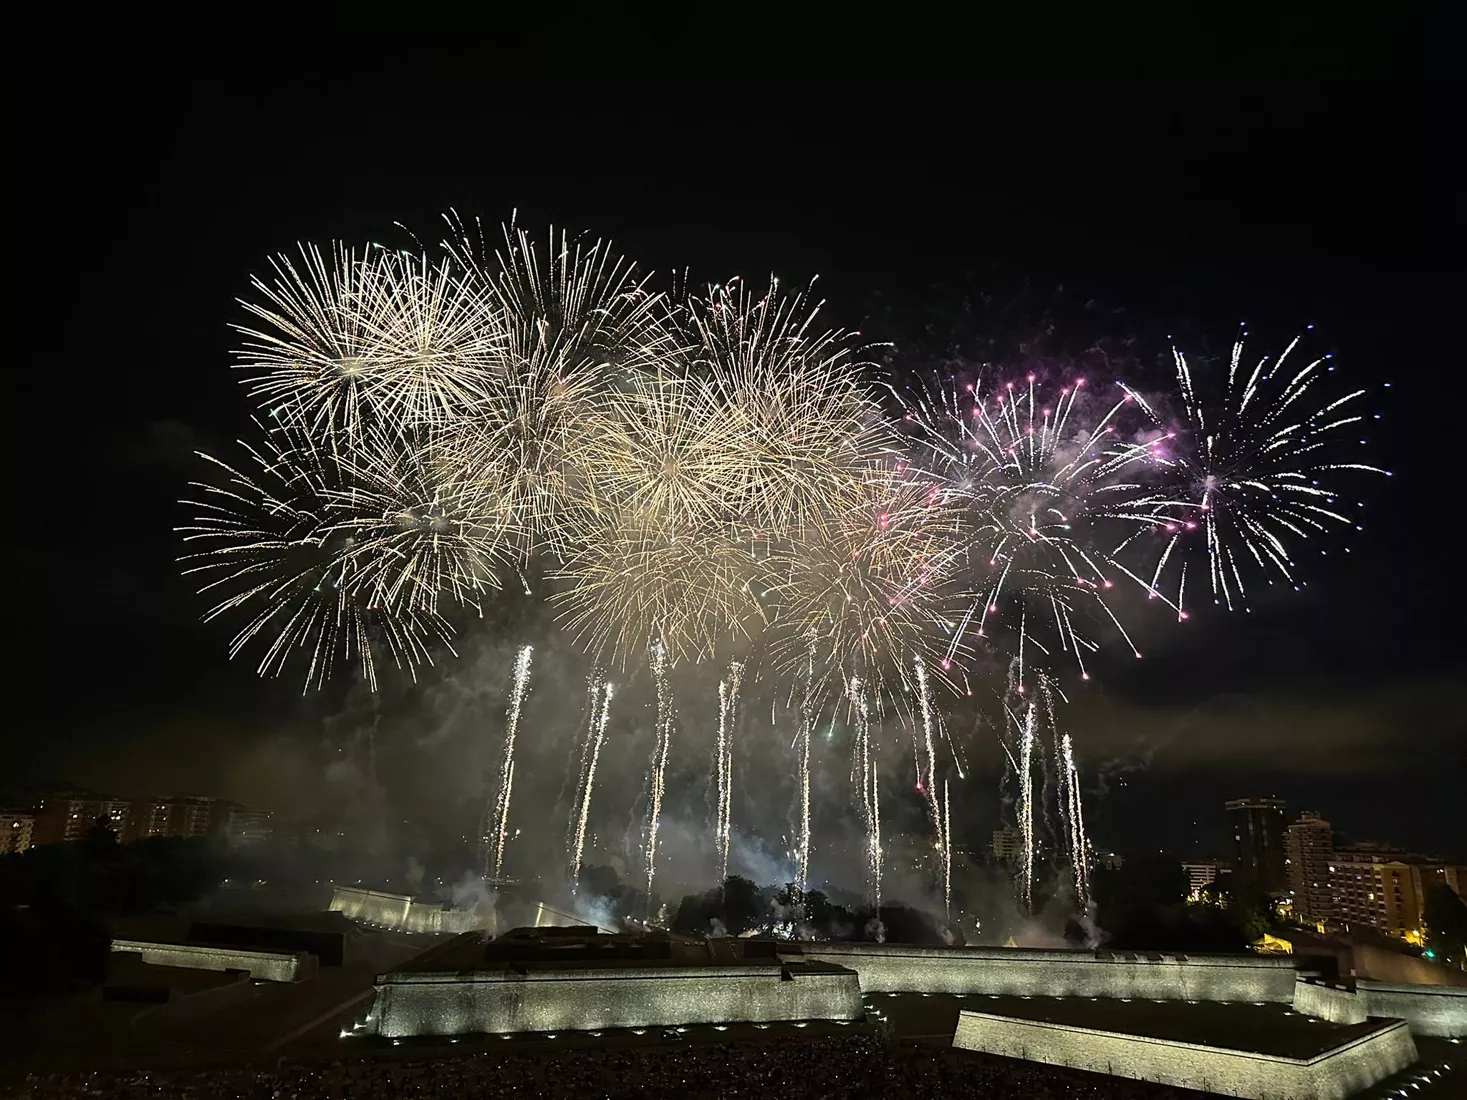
9,24,1462,862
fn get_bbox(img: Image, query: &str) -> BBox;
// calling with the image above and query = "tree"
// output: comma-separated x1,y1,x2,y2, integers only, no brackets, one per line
721,876,763,936
1423,884,1467,967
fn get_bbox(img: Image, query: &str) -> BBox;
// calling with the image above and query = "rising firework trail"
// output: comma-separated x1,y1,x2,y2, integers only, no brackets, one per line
794,637,816,893
1060,732,1091,911
569,680,614,894
848,676,881,906
714,661,745,884
1016,700,1036,914
644,638,675,907
912,655,944,847
869,759,883,915
943,779,952,920
486,644,533,880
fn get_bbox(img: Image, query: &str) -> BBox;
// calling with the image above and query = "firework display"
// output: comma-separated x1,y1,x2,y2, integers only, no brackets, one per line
181,216,1386,919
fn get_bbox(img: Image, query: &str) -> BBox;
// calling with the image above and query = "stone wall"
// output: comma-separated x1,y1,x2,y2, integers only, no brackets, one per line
110,938,311,982
953,1010,1417,1100
329,885,488,936
1293,981,1366,1024
364,962,863,1037
1358,981,1467,1038
789,943,1296,1003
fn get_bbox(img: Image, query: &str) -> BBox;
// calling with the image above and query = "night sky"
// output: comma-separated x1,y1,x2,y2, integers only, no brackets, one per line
11,27,1462,865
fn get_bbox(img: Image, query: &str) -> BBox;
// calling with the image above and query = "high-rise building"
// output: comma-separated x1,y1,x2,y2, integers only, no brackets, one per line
991,826,1024,863
218,803,274,845
1332,847,1467,939
1285,811,1335,924
1,810,35,853
166,797,219,839
1182,859,1232,899
123,798,174,843
1225,797,1288,896
31,792,131,845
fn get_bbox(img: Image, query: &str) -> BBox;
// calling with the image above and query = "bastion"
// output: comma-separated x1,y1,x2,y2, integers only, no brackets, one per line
358,927,863,1038
786,941,1297,1003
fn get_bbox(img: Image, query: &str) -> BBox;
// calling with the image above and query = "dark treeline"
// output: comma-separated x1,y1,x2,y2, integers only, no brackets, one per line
0,818,352,996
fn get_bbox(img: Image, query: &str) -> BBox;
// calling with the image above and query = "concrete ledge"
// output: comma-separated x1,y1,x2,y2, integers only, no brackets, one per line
1358,981,1467,1038
110,938,311,982
789,943,1296,1003
363,963,863,1037
953,1009,1417,1100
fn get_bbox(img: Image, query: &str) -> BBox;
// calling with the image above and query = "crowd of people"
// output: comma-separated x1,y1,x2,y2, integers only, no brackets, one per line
14,1035,1202,1098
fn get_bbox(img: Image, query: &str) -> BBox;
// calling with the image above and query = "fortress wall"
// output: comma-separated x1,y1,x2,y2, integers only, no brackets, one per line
1293,981,1366,1025
1358,981,1467,1038
364,964,863,1037
330,886,413,928
953,1010,1417,1100
790,944,1296,1003
329,885,489,936
110,938,309,982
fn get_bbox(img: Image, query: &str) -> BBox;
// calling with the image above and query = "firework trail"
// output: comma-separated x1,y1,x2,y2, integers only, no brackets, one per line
1123,329,1389,612
714,661,745,883
569,679,614,894
847,676,882,906
644,637,676,907
869,758,883,914
1060,732,1091,910
1016,699,1036,914
485,644,534,880
794,637,816,893
943,779,953,920
912,655,944,829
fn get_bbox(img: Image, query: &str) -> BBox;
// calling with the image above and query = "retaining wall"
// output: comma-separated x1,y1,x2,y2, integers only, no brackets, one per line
1358,981,1467,1038
329,885,487,936
1294,981,1366,1025
953,1009,1417,1100
789,943,1296,1003
364,962,862,1037
110,938,311,982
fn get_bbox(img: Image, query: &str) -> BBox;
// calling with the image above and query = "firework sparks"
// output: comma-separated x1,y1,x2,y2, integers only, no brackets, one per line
551,520,765,671
177,423,454,692
771,467,966,701
898,370,1174,686
235,244,501,438
1125,330,1389,611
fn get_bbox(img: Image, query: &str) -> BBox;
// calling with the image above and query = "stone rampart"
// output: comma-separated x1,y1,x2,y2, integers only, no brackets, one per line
364,962,862,1037
110,938,310,982
1358,981,1467,1038
788,943,1296,1003
953,1010,1417,1100
1293,981,1366,1024
329,885,488,936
